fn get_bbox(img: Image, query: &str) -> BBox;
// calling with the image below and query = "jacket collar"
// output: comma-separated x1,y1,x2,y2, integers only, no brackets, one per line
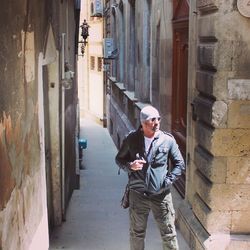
137,125,162,140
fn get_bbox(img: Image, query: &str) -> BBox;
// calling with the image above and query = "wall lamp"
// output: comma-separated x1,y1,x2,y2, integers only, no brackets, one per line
79,19,90,57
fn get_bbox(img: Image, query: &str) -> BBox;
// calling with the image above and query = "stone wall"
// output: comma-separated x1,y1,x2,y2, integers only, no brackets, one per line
0,1,51,249
184,0,250,248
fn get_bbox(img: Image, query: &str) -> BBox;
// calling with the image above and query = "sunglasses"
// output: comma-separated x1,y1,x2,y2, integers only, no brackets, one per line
150,117,161,122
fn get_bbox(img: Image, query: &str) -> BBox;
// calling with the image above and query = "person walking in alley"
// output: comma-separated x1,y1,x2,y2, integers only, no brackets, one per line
115,105,185,250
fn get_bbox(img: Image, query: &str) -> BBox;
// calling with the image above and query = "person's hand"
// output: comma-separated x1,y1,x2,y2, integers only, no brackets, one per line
129,159,146,171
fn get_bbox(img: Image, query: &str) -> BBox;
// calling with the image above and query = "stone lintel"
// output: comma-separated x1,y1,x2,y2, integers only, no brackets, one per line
197,0,219,14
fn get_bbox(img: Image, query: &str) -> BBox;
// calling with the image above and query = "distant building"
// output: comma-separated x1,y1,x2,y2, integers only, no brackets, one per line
103,0,250,249
78,0,104,124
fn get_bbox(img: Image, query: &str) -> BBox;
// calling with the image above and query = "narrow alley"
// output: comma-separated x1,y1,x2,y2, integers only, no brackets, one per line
49,119,190,250
1,1,250,249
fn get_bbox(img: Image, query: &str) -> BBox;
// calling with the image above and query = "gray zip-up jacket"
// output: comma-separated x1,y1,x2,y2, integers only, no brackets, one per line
115,127,185,195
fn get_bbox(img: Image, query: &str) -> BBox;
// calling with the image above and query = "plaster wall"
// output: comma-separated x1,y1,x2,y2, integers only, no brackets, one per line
0,1,50,247
0,0,79,248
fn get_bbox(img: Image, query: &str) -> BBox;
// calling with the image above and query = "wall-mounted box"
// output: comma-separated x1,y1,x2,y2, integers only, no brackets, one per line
103,38,114,59
90,0,103,17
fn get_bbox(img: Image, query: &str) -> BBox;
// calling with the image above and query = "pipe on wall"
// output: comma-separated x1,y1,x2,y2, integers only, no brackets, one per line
61,33,66,220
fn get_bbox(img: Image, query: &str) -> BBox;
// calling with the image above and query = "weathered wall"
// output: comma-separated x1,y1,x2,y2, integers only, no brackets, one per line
178,0,250,249
106,0,174,147
0,0,79,249
105,0,250,249
0,1,51,249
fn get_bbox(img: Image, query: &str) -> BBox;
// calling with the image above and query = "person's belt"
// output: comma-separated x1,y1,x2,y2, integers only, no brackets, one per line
131,188,170,197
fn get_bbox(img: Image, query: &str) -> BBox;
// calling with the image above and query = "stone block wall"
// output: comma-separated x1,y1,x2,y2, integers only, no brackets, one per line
189,0,250,247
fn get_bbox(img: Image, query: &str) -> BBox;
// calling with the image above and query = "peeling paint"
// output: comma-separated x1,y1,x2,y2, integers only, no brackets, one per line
0,106,40,209
0,114,15,210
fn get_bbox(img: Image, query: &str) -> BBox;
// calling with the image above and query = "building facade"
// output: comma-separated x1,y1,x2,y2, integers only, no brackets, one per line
103,0,250,249
78,0,104,123
0,0,81,249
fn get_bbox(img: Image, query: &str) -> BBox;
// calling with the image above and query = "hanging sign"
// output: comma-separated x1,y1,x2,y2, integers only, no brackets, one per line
237,0,250,17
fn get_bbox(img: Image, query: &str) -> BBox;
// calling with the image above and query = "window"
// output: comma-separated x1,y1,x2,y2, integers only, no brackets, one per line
118,1,125,82
90,56,95,70
97,57,102,72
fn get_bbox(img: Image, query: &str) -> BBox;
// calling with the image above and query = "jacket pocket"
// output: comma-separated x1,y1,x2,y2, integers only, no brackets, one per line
151,146,169,166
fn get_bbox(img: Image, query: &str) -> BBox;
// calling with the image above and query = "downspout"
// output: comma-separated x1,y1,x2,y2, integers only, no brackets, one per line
61,33,66,220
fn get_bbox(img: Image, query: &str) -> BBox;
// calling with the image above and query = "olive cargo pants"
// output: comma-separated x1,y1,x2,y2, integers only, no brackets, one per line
129,190,179,250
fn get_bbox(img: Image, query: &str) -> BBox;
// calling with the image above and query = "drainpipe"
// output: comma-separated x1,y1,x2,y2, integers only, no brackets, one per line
61,33,66,220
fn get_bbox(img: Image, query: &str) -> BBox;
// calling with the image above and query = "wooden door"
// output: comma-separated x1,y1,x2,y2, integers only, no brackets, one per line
172,0,189,197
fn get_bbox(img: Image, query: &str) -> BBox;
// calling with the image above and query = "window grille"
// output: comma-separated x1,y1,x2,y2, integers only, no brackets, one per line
90,56,95,70
97,57,102,72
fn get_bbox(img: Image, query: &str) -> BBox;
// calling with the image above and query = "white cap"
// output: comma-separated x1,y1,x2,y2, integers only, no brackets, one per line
140,106,160,123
